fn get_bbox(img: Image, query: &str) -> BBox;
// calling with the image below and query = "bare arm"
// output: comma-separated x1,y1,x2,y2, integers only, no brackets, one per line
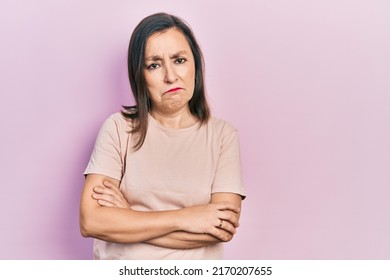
79,174,240,244
89,181,242,249
144,192,242,249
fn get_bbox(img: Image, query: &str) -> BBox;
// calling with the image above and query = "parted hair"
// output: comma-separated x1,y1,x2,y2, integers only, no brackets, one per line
122,12,211,150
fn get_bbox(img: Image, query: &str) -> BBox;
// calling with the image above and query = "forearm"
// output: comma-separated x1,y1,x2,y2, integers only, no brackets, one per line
144,193,242,250
81,175,241,244
80,205,182,244
80,174,182,243
144,231,224,249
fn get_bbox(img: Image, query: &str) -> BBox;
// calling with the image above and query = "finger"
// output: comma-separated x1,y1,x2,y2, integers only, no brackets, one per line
218,220,236,235
215,202,240,213
219,229,233,242
223,210,240,227
209,227,233,242
93,193,122,208
92,192,112,202
219,211,239,227
94,186,121,198
93,186,108,194
103,180,118,189
96,199,116,207
92,192,118,204
93,188,129,209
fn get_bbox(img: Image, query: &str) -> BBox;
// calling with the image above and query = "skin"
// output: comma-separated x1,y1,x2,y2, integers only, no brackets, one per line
79,28,242,249
144,27,197,128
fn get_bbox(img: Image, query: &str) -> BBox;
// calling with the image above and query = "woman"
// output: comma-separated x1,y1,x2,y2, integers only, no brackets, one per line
79,12,245,259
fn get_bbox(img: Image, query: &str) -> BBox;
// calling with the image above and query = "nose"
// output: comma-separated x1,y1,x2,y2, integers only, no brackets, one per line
163,63,178,84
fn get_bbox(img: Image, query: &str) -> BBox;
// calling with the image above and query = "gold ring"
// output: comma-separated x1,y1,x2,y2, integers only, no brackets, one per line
219,219,223,227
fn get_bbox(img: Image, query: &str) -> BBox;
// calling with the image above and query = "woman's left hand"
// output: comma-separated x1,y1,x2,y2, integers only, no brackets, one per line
91,180,130,209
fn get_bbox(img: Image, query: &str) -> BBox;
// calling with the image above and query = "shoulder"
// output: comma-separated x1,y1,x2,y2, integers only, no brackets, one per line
105,112,130,125
207,116,238,136
101,112,132,132
206,117,242,157
95,112,133,145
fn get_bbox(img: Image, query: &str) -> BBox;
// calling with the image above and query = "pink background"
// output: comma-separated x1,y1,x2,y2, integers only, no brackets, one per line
1,0,389,259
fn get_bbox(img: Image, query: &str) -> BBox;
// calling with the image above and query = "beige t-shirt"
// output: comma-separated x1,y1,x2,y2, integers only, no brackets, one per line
84,112,245,259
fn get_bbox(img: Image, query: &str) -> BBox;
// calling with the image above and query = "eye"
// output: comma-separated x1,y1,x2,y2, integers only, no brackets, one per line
175,58,187,64
147,63,160,70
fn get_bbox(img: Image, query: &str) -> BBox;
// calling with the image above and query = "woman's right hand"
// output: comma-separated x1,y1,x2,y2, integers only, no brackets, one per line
177,202,240,241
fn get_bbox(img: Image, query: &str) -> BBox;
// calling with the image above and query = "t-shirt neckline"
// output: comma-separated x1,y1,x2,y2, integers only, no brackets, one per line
148,113,200,133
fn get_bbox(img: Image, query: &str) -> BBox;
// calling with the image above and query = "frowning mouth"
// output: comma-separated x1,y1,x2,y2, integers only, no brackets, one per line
165,87,183,94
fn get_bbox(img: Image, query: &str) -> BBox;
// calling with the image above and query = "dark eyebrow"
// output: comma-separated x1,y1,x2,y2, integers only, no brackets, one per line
170,50,187,59
145,50,188,62
145,55,162,62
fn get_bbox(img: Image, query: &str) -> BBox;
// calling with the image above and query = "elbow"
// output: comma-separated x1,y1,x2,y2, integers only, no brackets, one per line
79,212,123,243
79,214,95,238
79,221,90,238
79,206,103,239
80,224,90,238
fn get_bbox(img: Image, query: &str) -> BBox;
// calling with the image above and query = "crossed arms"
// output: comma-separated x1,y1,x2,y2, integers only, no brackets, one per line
79,174,242,249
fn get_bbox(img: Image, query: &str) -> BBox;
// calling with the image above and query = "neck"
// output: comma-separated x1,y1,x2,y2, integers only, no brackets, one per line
150,107,197,129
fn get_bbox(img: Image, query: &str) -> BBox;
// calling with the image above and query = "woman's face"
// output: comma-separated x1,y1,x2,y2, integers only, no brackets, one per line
144,28,195,114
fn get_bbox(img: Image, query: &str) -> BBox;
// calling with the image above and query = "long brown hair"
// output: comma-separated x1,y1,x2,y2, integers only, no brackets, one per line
122,12,211,150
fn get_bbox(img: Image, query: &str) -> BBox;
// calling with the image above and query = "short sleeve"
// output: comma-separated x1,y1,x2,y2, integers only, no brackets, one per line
212,126,246,198
84,114,127,181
